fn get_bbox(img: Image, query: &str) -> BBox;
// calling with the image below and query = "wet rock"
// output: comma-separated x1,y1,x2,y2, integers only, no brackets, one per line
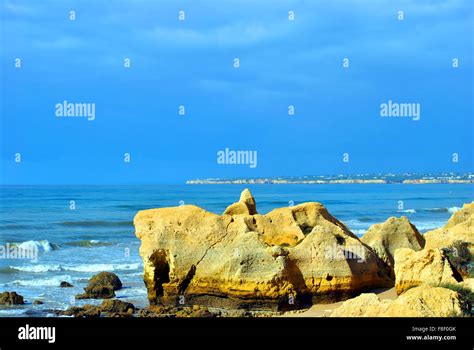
0,291,24,305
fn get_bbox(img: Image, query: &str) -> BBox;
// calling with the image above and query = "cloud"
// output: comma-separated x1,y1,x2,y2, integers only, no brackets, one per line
32,36,86,49
143,19,295,49
2,1,37,15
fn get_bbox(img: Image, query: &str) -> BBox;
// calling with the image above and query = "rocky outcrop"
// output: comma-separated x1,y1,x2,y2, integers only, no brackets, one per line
60,281,73,288
394,248,463,294
134,189,392,310
76,272,122,299
100,299,135,314
223,188,257,215
361,216,424,276
56,299,135,318
57,305,102,318
330,285,469,317
424,202,474,253
0,291,24,305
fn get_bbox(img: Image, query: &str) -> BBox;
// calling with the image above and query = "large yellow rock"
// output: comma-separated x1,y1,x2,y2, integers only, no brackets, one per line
330,285,468,317
288,223,391,301
394,248,463,294
134,189,392,309
424,202,474,253
361,216,424,276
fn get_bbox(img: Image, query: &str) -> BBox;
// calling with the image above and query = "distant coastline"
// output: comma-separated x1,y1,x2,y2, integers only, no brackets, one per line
186,173,474,185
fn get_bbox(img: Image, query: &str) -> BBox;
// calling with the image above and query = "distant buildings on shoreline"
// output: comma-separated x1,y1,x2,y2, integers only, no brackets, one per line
186,173,474,185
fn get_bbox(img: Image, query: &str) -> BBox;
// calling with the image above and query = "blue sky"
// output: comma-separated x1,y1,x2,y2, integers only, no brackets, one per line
0,0,473,184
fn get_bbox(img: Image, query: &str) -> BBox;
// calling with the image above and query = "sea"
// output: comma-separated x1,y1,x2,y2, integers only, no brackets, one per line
0,184,472,317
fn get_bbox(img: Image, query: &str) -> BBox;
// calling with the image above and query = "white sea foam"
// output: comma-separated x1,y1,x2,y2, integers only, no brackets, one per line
352,229,367,236
9,262,141,273
116,287,147,296
5,275,72,287
448,206,461,213
0,308,27,316
12,240,56,252
414,221,446,232
63,263,140,273
397,209,416,214
9,265,61,273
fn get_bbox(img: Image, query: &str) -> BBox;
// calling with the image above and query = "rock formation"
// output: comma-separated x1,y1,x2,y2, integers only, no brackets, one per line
330,285,469,317
100,299,135,314
134,189,392,310
0,291,24,305
76,272,123,299
361,216,425,276
394,248,463,294
424,202,474,254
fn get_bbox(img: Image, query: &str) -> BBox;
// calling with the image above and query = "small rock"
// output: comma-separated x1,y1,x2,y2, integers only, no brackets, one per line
0,291,24,305
33,300,44,305
60,281,73,288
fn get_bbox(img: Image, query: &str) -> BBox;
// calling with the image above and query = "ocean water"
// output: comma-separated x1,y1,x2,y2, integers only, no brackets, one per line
0,184,472,317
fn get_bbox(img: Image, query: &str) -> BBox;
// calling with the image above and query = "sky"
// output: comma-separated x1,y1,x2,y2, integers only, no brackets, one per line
0,0,473,184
